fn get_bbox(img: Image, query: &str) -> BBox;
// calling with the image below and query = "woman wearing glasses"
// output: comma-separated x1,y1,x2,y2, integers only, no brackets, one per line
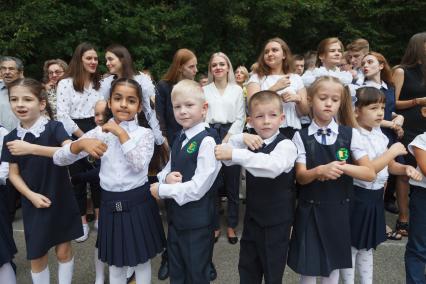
42,59,68,118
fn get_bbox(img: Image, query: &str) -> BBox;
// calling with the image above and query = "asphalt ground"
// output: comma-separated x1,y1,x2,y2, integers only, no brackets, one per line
12,182,406,284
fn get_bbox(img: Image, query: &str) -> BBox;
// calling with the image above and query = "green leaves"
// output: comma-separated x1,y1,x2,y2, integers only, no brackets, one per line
0,0,424,80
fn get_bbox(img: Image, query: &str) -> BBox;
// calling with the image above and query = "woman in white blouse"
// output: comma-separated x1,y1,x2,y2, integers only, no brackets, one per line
56,42,103,242
99,44,164,146
203,52,245,244
247,37,309,139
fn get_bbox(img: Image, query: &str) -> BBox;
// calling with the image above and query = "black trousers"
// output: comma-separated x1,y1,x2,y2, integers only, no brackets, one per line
168,224,214,284
239,218,292,284
210,123,241,229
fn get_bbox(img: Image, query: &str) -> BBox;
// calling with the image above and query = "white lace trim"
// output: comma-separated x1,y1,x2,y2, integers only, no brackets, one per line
16,116,49,139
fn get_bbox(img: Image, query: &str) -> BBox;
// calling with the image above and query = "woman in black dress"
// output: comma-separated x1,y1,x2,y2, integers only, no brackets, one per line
392,32,426,237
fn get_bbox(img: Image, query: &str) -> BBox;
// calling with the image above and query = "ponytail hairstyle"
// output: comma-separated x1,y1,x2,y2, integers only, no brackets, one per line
7,78,54,120
308,76,357,128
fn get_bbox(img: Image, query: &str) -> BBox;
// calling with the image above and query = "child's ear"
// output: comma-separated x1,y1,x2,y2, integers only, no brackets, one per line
39,99,47,111
107,99,112,109
246,116,251,125
280,112,285,123
354,107,360,118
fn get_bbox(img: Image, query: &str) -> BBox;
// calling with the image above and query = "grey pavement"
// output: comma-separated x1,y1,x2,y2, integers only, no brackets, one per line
12,187,406,283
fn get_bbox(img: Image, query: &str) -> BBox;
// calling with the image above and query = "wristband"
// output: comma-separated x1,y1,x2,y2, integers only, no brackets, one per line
413,98,418,106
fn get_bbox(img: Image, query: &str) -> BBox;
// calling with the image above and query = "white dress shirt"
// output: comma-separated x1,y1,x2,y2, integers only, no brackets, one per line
203,83,245,135
0,82,19,131
353,127,389,189
53,119,154,192
99,74,164,145
292,119,368,164
0,126,9,185
408,133,426,188
247,73,305,129
56,78,103,135
223,131,297,178
157,122,221,206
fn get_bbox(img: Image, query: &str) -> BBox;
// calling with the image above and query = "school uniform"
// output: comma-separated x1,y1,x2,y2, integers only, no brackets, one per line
405,133,426,283
100,74,165,145
157,122,221,284
288,119,368,277
224,131,297,284
0,126,16,266
1,117,82,260
351,127,388,250
247,73,305,139
53,118,166,267
204,82,245,229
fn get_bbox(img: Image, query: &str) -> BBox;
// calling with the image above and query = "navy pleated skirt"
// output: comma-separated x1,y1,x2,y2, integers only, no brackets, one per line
350,186,386,250
97,183,166,267
0,188,17,266
287,199,352,277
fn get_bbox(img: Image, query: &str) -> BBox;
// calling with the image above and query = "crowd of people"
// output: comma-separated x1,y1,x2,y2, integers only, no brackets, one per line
0,32,426,284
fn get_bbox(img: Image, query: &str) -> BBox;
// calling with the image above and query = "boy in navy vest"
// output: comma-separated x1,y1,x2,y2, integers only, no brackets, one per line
150,79,221,284
215,90,297,284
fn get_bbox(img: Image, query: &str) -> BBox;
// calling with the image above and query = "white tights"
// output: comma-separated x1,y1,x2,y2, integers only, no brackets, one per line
300,269,339,284
0,262,16,284
340,247,373,284
109,260,151,284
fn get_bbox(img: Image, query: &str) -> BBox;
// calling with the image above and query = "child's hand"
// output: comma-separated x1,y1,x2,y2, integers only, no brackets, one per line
73,138,108,159
392,115,404,128
215,144,233,161
406,165,423,181
6,140,35,156
150,182,160,200
102,120,125,137
393,125,404,139
28,192,51,208
316,161,345,181
389,142,407,157
242,133,263,150
165,172,182,184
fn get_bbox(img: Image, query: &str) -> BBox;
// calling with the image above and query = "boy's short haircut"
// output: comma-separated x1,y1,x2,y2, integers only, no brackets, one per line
171,79,206,102
293,54,304,61
248,90,283,115
346,38,370,53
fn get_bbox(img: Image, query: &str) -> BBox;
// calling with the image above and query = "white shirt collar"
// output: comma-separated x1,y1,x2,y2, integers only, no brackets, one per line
358,126,382,136
183,122,206,141
263,131,280,145
107,118,139,132
308,119,339,136
17,116,49,139
364,80,388,90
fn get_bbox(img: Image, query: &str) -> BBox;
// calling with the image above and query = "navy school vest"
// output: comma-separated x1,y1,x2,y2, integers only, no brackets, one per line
298,125,353,202
246,133,296,227
166,129,218,230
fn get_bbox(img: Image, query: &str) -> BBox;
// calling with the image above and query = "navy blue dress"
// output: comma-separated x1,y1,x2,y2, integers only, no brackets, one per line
1,120,82,260
287,126,353,277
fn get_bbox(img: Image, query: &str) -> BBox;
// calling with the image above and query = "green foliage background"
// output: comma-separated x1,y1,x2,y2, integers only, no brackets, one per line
0,0,425,81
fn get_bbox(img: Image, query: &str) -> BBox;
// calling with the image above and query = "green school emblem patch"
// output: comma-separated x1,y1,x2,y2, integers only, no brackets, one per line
336,147,349,161
186,141,198,154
